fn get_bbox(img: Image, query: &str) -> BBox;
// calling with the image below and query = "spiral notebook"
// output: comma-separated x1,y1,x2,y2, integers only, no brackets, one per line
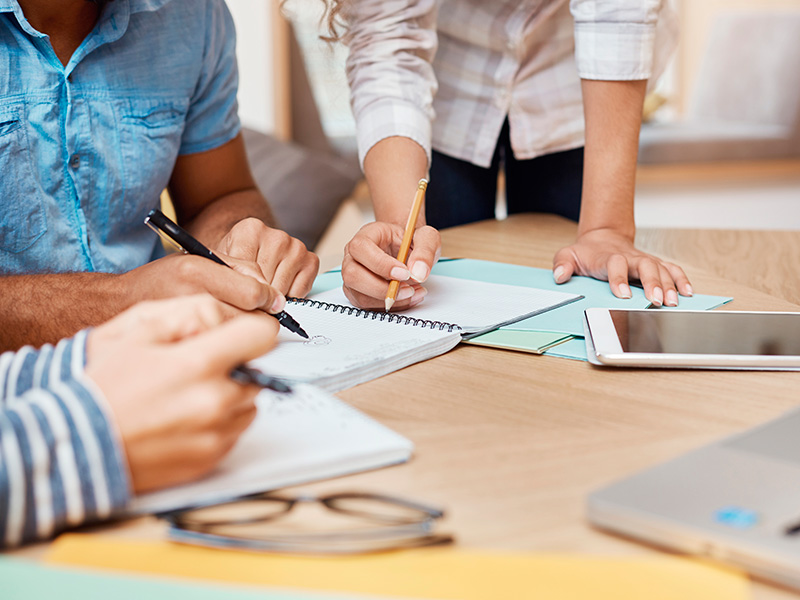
251,275,580,392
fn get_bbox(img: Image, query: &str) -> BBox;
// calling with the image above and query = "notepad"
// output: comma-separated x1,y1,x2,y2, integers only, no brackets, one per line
132,385,413,514
252,275,580,392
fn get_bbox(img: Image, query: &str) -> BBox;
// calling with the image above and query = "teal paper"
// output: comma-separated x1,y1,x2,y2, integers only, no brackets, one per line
0,558,382,600
309,270,343,295
432,259,732,337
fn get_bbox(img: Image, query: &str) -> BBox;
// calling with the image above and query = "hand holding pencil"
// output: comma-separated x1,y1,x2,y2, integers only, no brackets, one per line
340,179,441,312
384,179,428,311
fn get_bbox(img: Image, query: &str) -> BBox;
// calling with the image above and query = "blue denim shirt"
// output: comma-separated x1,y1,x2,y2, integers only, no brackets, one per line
0,0,240,274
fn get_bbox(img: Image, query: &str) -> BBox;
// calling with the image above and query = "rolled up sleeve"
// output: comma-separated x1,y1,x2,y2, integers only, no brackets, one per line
344,0,439,169
570,0,665,81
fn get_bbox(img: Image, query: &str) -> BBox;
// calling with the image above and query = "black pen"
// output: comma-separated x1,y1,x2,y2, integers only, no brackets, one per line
230,365,292,394
144,209,309,339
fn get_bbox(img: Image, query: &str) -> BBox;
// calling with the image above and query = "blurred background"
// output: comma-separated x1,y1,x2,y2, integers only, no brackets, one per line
224,0,800,266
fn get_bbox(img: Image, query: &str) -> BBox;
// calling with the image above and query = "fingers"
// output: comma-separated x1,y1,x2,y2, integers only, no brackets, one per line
271,247,319,298
182,312,280,375
341,253,424,310
342,222,424,309
218,218,320,298
606,254,632,299
406,226,441,283
345,222,411,282
658,263,679,307
286,257,319,298
224,254,269,285
663,261,693,298
95,294,232,349
342,222,440,310
174,256,286,314
561,230,692,305
552,247,577,285
628,256,677,307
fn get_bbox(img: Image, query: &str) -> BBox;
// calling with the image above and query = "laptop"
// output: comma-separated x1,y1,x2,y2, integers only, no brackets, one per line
587,407,800,590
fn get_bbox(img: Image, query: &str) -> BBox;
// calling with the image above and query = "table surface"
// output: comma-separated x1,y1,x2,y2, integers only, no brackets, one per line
15,215,800,599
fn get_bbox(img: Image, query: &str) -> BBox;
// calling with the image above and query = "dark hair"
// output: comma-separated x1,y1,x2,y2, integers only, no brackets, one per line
282,0,346,42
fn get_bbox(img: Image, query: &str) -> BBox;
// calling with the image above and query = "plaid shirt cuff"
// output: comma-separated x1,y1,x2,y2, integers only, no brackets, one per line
573,22,657,81
355,98,433,171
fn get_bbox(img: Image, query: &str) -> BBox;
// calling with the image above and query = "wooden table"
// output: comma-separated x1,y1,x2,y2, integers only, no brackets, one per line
16,215,800,599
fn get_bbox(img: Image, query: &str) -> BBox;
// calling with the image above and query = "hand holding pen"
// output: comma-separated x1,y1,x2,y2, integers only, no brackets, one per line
145,209,309,339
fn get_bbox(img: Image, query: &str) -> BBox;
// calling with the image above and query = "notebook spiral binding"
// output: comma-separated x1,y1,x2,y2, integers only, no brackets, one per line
288,298,462,333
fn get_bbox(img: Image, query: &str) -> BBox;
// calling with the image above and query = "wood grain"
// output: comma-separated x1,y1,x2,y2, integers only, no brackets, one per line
15,215,800,599
636,228,800,305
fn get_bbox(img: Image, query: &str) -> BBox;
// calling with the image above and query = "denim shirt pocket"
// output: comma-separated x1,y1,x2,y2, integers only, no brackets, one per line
118,98,188,219
0,103,47,254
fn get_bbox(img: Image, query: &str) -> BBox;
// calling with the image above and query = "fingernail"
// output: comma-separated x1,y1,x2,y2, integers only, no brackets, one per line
684,284,694,297
270,295,286,313
619,283,632,299
410,262,429,283
397,286,414,301
553,266,565,283
651,287,663,307
666,289,679,306
390,266,410,281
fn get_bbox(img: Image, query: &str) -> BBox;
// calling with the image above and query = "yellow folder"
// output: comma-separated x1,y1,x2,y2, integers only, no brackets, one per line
46,535,748,600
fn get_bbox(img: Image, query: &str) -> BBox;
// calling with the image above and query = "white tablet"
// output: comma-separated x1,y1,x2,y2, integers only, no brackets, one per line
584,308,800,369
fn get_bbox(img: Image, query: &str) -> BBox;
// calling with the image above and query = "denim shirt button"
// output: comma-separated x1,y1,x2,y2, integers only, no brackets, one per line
69,154,80,169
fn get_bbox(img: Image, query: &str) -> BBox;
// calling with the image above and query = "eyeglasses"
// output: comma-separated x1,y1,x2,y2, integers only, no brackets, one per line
160,491,454,554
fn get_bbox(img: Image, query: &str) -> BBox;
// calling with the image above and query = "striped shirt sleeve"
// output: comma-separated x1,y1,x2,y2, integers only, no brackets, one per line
343,0,439,169
569,0,665,81
0,331,131,548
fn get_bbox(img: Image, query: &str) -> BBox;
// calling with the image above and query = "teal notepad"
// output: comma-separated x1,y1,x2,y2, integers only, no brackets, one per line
0,557,387,600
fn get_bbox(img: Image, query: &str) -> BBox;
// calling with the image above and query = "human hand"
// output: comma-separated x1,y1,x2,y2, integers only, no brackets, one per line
118,252,288,316
214,218,320,297
341,221,441,310
85,294,279,494
552,228,693,307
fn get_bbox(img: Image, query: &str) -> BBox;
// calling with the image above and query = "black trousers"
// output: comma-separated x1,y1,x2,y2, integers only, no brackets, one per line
425,119,584,229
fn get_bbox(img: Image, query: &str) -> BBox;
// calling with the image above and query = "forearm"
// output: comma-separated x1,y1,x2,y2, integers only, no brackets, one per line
183,189,276,248
0,333,131,547
0,273,125,352
577,79,647,240
364,137,429,225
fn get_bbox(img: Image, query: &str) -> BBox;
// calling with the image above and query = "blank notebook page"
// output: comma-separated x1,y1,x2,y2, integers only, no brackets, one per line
313,275,580,334
132,385,413,514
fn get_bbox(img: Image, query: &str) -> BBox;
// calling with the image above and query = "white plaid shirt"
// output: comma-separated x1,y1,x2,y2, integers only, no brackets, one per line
344,0,677,169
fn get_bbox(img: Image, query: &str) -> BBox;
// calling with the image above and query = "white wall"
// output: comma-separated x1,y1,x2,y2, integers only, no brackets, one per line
226,0,275,134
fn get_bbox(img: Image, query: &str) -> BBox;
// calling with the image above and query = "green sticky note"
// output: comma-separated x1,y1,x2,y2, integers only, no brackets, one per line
466,330,574,354
543,337,591,361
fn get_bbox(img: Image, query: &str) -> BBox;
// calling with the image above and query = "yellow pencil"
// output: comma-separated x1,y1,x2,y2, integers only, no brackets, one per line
385,178,429,311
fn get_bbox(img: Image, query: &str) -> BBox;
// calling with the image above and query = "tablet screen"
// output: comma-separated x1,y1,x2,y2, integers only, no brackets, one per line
609,311,800,355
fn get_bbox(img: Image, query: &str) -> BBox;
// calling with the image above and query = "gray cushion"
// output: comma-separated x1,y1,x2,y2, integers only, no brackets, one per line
242,127,360,250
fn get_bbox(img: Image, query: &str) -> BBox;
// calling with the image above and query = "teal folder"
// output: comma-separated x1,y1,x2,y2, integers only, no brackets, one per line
310,259,733,362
